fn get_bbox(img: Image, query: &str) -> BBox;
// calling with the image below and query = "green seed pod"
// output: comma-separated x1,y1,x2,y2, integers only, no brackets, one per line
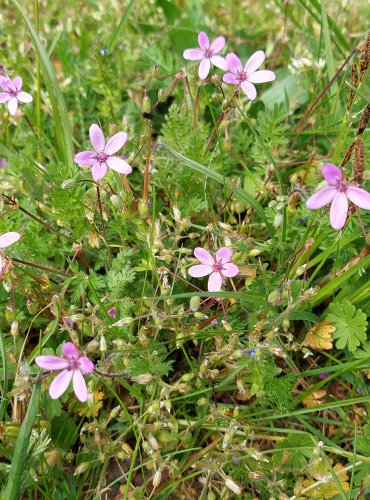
143,92,151,113
26,300,38,315
158,88,167,102
138,199,149,218
152,65,160,79
61,179,77,189
190,296,200,312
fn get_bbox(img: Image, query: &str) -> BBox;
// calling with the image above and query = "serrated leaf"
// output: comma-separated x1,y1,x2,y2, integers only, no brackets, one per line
303,320,335,350
326,301,367,352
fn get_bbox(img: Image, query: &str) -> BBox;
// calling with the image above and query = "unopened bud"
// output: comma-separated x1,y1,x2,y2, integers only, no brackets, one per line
61,179,77,189
132,373,153,384
138,199,149,218
143,91,151,113
158,88,166,102
11,320,18,336
26,300,38,315
74,462,90,475
112,316,134,326
190,296,200,312
152,65,160,79
225,478,241,495
153,469,162,487
100,335,107,352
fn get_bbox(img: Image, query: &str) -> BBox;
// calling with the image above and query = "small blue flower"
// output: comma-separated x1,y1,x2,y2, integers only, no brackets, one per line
248,349,256,358
100,48,108,56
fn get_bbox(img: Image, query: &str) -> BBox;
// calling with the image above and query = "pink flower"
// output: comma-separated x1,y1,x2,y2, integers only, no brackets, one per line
0,76,33,115
188,247,239,292
0,232,20,274
35,342,94,402
223,51,275,100
183,31,228,80
306,163,370,230
74,124,132,181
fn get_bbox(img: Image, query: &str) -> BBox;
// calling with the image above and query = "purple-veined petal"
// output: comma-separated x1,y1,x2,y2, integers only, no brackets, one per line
105,131,127,155
346,187,370,210
8,97,18,115
188,264,213,277
0,77,11,90
322,163,342,185
91,162,108,181
222,263,239,277
74,151,95,166
73,369,89,402
210,55,228,70
194,247,215,265
16,91,33,103
0,232,21,248
35,355,70,370
244,50,265,74
226,53,242,74
210,36,225,54
78,356,95,374
241,81,257,100
208,272,222,292
183,48,203,61
12,76,23,91
248,70,276,83
62,342,80,359
198,31,210,50
49,369,73,399
198,58,211,80
0,93,10,103
3,78,15,92
330,191,348,230
306,186,336,209
89,124,105,152
106,156,132,175
216,247,232,264
223,73,239,84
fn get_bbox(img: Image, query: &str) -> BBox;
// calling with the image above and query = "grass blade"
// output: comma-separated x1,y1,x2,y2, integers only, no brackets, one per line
3,377,41,500
107,0,136,53
0,329,8,421
12,0,74,168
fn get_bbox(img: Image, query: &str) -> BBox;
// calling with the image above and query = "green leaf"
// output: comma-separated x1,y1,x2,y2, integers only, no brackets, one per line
50,411,79,450
4,377,41,500
326,301,367,352
273,433,314,468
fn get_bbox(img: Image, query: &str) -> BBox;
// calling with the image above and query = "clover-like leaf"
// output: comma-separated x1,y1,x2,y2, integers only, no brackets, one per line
326,301,367,352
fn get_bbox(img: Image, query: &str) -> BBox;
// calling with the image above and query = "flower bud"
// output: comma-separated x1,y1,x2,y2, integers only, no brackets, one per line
152,65,160,79
158,88,166,102
138,199,150,218
153,470,162,488
61,179,77,189
26,300,38,315
143,92,151,113
112,317,133,326
100,335,107,352
190,296,200,312
225,478,241,495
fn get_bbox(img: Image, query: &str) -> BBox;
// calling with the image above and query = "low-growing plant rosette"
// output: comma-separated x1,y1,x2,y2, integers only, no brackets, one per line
306,163,370,230
74,123,132,181
183,31,228,80
223,51,275,100
0,75,33,115
0,231,21,274
188,247,239,292
35,342,94,402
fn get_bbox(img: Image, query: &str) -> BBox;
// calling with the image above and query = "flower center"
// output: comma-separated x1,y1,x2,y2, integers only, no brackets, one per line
95,151,108,163
9,90,17,97
204,47,213,58
336,180,347,192
68,359,79,370
236,70,247,82
213,262,222,272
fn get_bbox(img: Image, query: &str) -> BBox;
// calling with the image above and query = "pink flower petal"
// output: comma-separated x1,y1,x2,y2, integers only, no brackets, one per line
89,124,105,152
223,73,239,84
35,355,70,370
91,162,108,181
210,36,225,54
198,58,211,80
0,232,21,248
13,76,23,91
105,132,127,155
306,187,336,209
188,264,213,277
8,97,18,115
0,93,10,103
106,156,132,175
330,191,348,230
3,78,15,92
210,55,228,71
73,369,89,402
248,70,276,84
78,356,95,374
0,258,3,274
198,31,210,50
49,369,73,399
0,77,11,90
241,81,257,100
16,91,33,103
346,187,370,210
322,163,342,185
183,48,203,61
222,263,239,277
244,50,265,74
194,247,215,265
62,342,80,359
216,247,232,264
74,151,95,166
208,272,222,292
226,53,242,74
